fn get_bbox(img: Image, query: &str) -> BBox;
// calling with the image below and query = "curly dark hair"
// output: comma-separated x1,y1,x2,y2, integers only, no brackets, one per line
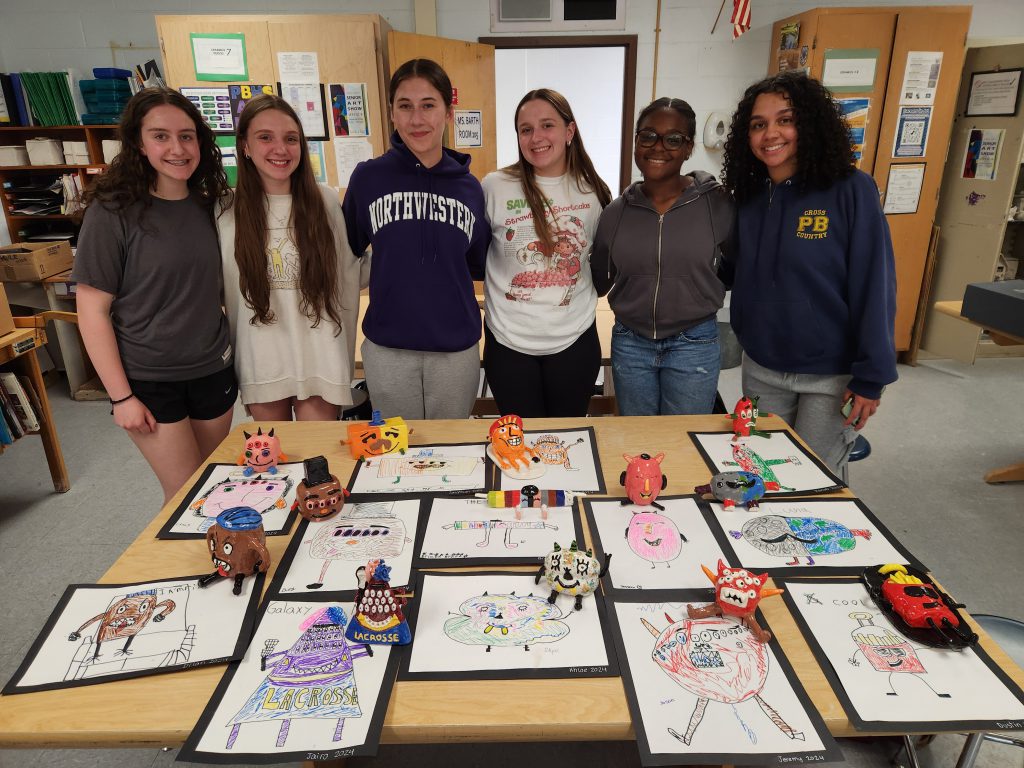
722,72,854,203
84,87,228,212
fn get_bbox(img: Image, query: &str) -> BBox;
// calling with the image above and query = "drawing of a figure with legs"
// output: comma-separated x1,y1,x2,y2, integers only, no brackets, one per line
724,443,799,492
847,612,950,698
67,590,176,660
442,519,558,549
642,613,804,745
444,592,569,652
225,606,371,749
625,510,686,569
304,502,408,590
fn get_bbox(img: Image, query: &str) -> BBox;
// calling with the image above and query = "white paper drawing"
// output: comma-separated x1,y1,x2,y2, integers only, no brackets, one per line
275,500,420,595
710,499,914,570
690,431,841,495
182,601,395,760
497,429,604,492
612,600,829,761
163,462,302,537
418,497,569,563
586,497,729,591
349,444,486,495
785,580,1024,725
405,572,610,675
6,577,259,693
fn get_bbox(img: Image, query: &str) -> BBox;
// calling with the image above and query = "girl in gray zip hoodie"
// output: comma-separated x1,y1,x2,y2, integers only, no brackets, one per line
591,98,735,415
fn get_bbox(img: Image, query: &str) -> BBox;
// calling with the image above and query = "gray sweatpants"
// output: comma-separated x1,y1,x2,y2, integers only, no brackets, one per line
361,338,480,420
741,355,858,474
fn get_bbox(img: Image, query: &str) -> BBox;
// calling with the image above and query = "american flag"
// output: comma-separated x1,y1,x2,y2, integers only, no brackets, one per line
732,0,751,39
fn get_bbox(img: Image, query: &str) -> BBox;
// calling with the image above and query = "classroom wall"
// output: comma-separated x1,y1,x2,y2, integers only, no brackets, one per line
1,0,1024,180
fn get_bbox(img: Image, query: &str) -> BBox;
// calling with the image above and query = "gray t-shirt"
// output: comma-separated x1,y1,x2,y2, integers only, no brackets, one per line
72,195,231,381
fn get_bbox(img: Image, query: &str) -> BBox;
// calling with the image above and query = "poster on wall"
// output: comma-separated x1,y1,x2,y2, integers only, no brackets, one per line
216,136,238,187
329,83,369,137
899,52,943,105
961,128,1004,181
180,87,233,133
308,141,327,183
837,97,869,167
334,137,374,188
966,68,1024,117
893,106,931,158
822,48,879,92
883,163,926,214
228,84,275,129
277,81,328,140
777,22,800,72
191,33,248,82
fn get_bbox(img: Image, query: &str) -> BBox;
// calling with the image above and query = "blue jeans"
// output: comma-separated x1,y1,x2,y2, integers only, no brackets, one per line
611,318,720,415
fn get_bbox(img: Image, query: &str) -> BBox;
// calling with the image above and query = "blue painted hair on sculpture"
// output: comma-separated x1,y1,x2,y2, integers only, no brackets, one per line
372,560,392,583
325,605,346,626
216,506,263,531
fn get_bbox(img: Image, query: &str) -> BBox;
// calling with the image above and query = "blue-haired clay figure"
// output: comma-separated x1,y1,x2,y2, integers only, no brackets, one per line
345,559,413,645
198,506,270,594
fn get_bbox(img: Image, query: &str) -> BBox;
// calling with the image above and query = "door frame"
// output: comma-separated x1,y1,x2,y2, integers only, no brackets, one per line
479,35,638,192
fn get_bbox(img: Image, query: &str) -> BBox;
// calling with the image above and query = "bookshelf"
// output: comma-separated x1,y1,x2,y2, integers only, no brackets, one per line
0,125,117,245
0,317,69,492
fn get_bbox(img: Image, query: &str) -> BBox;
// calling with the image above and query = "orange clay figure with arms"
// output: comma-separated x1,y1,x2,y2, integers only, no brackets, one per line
488,414,540,471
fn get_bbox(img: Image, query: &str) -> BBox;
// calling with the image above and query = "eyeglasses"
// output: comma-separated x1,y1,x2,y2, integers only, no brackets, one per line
635,130,692,150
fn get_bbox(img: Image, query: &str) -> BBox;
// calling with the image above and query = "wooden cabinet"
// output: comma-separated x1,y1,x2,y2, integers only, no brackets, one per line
920,43,1024,363
768,5,972,356
0,125,117,245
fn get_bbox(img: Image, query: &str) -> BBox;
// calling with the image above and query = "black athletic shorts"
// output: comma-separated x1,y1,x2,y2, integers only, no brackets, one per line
128,366,238,424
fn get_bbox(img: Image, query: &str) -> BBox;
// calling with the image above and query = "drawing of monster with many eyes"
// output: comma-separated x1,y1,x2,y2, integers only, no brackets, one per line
443,592,569,651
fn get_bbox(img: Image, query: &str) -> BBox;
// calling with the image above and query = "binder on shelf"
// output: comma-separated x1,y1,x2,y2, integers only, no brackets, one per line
9,73,31,126
0,372,40,433
0,377,26,438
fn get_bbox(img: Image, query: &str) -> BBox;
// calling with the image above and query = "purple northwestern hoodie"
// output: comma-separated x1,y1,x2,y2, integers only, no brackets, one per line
342,132,488,353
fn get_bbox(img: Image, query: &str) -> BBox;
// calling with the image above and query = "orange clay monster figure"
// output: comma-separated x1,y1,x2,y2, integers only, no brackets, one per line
687,560,784,643
68,590,176,659
238,426,288,476
488,415,540,472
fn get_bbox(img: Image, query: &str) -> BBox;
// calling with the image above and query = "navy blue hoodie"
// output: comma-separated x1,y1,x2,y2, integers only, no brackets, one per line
729,170,897,399
342,132,488,353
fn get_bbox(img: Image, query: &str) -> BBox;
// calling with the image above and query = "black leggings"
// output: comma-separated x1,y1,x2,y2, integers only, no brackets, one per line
483,323,600,418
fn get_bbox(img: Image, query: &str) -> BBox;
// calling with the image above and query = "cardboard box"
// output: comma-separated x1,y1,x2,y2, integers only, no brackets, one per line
0,145,29,166
0,241,74,282
962,279,1024,340
0,283,15,336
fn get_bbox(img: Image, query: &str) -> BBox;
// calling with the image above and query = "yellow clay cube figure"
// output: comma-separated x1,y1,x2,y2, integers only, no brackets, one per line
343,410,409,460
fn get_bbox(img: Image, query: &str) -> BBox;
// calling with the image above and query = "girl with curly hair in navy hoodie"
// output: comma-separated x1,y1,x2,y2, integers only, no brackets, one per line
722,72,897,473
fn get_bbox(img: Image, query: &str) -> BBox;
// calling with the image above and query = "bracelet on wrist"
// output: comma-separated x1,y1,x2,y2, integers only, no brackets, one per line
110,393,134,406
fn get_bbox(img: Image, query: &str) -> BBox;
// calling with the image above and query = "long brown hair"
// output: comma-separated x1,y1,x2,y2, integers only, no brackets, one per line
233,94,342,332
504,89,612,252
84,87,228,213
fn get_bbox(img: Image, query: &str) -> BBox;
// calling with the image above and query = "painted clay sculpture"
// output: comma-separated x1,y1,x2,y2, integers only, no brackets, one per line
485,486,573,509
694,471,776,510
345,559,413,645
294,455,345,522
198,507,271,595
238,427,287,476
488,414,540,472
534,540,610,611
686,559,783,643
863,564,978,649
67,590,176,660
342,410,410,460
729,395,771,442
620,452,667,510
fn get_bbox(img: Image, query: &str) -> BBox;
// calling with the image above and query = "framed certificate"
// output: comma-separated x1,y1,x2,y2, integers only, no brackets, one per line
965,68,1023,117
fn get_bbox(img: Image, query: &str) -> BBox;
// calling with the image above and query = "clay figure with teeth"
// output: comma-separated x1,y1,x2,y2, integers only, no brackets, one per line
488,414,540,472
686,559,783,643
68,590,176,659
199,506,271,595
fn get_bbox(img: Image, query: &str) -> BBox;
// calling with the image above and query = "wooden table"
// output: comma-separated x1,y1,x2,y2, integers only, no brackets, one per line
935,300,1024,483
0,323,69,492
1,416,1021,752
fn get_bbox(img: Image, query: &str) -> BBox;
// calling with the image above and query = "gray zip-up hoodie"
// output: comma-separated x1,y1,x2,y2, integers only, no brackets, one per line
590,170,735,340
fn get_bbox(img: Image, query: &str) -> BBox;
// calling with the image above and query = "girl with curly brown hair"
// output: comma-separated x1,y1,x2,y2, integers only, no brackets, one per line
73,87,235,503
721,72,897,473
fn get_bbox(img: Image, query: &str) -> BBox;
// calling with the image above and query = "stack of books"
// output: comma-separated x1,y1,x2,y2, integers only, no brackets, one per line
80,74,132,124
0,71,83,126
0,372,42,450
